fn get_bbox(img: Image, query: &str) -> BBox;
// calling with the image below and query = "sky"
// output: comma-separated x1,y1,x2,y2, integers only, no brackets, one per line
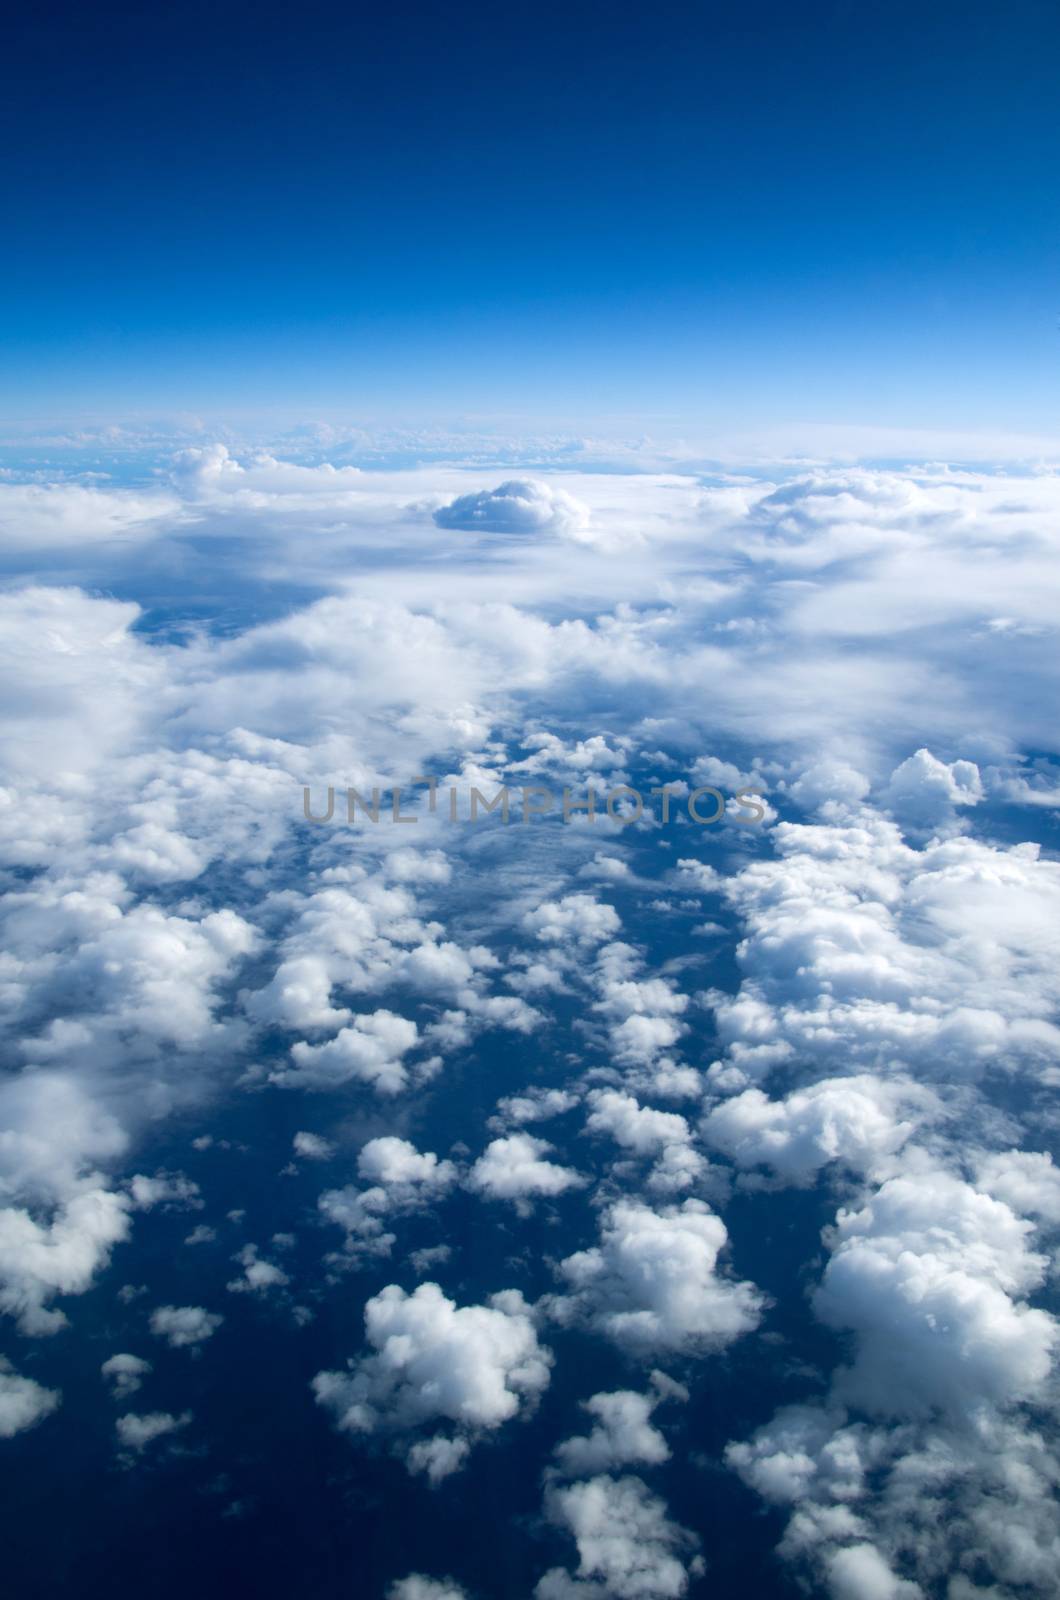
3,9,1060,1600
4,0,1060,429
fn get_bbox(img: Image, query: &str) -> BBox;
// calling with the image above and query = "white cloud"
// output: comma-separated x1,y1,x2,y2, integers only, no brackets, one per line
313,1281,551,1477
149,1304,224,1348
292,1131,335,1161
275,1010,420,1093
537,1475,702,1600
101,1352,152,1398
523,895,622,946
553,1198,765,1355
387,1578,469,1600
552,1378,684,1478
702,1076,940,1185
227,1243,290,1295
433,479,590,541
467,1134,585,1213
115,1410,191,1454
0,1357,60,1437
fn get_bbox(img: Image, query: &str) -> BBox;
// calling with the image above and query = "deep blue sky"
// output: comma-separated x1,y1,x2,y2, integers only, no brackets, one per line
4,0,1060,427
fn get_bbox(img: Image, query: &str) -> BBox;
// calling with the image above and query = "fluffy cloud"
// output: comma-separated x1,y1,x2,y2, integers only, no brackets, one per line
551,1377,685,1478
553,1198,765,1355
226,1244,290,1295
702,1076,940,1186
467,1134,585,1213
706,810,1060,1090
387,1579,469,1600
101,1353,151,1398
115,1410,191,1454
276,1010,421,1093
292,1131,335,1161
536,1475,703,1600
0,1357,60,1437
319,1138,457,1263
814,1167,1057,1418
312,1281,551,1478
149,1304,224,1348
433,479,590,540
523,896,622,946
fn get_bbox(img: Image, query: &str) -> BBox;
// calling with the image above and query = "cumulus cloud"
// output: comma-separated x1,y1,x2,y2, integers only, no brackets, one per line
101,1352,152,1399
0,1357,60,1437
387,1578,469,1600
312,1281,551,1479
536,1475,703,1600
702,1076,940,1186
275,1010,421,1093
433,479,590,540
814,1167,1057,1418
226,1243,290,1295
706,810,1060,1090
319,1138,457,1263
551,1377,685,1478
292,1131,335,1161
115,1410,191,1454
467,1134,585,1213
149,1304,224,1348
553,1198,765,1355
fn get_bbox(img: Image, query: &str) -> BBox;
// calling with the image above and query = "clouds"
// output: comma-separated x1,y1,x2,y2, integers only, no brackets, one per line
814,1167,1057,1419
0,1357,60,1437
313,1282,552,1480
706,807,1060,1090
2,443,1060,1594
101,1353,151,1398
115,1409,191,1454
467,1134,585,1213
551,1377,685,1478
276,1009,421,1093
319,1136,457,1262
702,1076,940,1186
433,479,590,541
149,1304,224,1348
554,1198,765,1356
537,1475,702,1600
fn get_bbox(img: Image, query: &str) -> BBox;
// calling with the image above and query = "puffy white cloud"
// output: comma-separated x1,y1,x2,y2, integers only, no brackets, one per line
881,748,983,834
488,1087,580,1130
585,1090,691,1156
128,1171,202,1211
551,1377,684,1478
707,811,1060,1089
319,1139,457,1263
825,1543,922,1600
433,479,590,540
276,1010,420,1093
149,1304,224,1348
974,1149,1060,1225
101,1352,151,1398
115,1410,191,1454
0,1357,60,1436
702,1076,939,1186
584,1090,704,1194
0,1187,132,1335
357,1136,457,1193
227,1243,290,1295
467,1134,585,1213
387,1578,469,1600
523,896,621,946
292,1131,335,1162
537,1475,702,1600
814,1167,1057,1418
553,1198,764,1355
313,1282,551,1477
